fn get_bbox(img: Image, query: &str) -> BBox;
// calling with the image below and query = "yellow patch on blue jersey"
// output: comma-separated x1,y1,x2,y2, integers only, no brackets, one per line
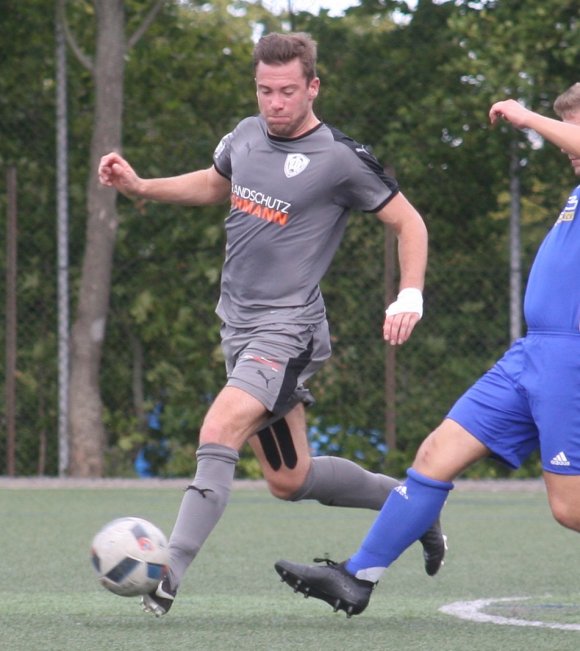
556,193,578,223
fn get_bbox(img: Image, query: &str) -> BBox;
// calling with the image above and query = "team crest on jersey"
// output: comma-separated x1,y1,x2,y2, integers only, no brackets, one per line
556,193,578,224
284,153,310,178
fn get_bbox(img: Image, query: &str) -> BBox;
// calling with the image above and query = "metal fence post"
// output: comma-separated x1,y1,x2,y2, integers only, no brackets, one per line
56,9,70,476
5,167,17,476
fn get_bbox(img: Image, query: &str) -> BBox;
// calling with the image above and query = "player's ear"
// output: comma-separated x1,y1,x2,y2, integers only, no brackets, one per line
308,77,320,100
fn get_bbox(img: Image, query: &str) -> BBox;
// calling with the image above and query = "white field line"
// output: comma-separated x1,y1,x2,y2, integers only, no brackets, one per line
440,597,580,631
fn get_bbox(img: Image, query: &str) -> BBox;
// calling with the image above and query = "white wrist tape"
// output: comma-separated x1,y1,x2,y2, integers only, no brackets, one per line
385,288,423,318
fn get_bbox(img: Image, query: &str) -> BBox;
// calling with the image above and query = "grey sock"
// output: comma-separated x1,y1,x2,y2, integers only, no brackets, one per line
167,443,239,589
290,455,400,510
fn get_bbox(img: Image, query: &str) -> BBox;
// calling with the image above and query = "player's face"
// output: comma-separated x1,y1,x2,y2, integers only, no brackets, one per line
563,112,580,176
255,59,320,138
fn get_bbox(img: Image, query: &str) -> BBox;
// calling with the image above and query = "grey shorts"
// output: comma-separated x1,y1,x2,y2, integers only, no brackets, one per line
220,319,331,417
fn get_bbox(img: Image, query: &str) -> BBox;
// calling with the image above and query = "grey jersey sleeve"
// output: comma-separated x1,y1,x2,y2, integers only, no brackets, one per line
327,125,399,213
213,130,235,179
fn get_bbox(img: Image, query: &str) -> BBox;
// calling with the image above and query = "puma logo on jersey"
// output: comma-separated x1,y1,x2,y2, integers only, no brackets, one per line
284,153,310,178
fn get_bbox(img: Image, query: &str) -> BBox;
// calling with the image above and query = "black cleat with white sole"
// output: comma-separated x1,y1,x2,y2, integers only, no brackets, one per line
275,557,375,618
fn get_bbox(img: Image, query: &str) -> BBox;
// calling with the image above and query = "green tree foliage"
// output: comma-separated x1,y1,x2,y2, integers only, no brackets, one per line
285,1,507,471
286,0,578,476
446,0,580,261
2,0,577,477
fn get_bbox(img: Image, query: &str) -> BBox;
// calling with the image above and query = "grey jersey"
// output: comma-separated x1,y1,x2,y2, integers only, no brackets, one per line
213,116,399,327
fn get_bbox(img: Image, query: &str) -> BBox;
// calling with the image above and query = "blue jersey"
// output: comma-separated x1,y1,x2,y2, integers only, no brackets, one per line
448,184,580,474
524,185,580,332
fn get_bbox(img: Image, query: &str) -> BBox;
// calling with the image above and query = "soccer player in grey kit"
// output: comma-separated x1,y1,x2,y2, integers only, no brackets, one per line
98,31,443,615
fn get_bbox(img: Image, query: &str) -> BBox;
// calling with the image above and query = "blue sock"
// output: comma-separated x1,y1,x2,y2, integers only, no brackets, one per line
346,468,453,579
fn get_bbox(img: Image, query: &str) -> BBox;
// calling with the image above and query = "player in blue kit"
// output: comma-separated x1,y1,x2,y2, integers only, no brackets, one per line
98,32,444,615
274,83,580,617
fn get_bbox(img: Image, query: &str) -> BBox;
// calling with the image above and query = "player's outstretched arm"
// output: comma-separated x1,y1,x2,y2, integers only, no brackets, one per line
489,99,580,157
98,152,231,205
376,192,428,346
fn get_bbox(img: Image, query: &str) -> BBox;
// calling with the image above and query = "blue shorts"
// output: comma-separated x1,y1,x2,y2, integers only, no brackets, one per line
448,331,580,475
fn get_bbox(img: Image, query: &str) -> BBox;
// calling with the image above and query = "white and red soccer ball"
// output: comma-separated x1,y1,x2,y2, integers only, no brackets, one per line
91,517,169,597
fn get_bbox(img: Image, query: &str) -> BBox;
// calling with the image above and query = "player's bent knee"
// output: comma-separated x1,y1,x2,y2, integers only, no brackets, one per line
265,475,304,501
550,500,580,532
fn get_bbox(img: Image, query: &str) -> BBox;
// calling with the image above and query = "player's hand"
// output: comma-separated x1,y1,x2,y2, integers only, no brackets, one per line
383,311,421,345
489,99,531,129
98,152,142,197
384,288,423,345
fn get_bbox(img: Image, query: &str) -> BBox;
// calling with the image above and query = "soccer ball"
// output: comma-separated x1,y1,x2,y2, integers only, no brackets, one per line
91,517,169,597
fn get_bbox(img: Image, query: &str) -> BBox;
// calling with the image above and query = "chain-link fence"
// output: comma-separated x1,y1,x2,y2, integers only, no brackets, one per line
2,2,555,479
0,151,519,478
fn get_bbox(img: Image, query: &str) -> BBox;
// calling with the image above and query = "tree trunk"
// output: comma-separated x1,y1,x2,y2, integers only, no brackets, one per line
68,0,125,476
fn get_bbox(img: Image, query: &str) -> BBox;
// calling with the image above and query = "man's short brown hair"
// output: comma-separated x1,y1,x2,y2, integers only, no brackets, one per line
253,32,318,82
554,82,580,118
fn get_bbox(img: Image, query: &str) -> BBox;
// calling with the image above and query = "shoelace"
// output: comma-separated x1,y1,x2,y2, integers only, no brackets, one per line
312,555,338,566
313,555,378,588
